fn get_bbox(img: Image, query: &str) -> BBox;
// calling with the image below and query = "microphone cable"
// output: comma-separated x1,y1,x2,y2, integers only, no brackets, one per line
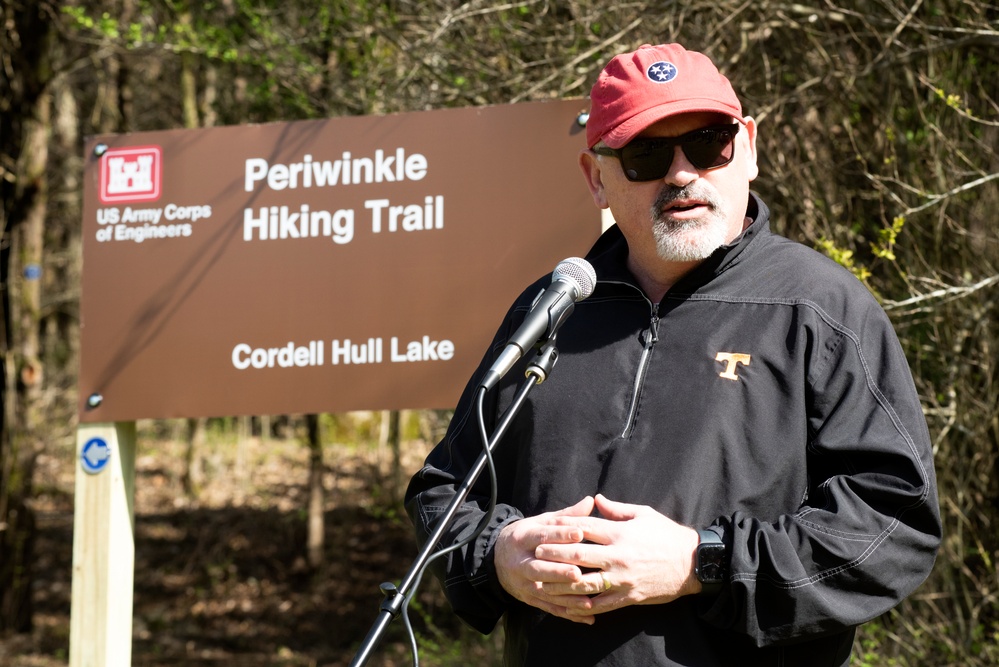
398,384,498,667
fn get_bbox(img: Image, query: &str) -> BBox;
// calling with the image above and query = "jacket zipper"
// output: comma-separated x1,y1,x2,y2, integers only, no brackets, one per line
622,303,659,438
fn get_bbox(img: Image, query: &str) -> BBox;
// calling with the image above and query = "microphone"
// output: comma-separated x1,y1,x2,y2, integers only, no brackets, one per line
479,257,596,391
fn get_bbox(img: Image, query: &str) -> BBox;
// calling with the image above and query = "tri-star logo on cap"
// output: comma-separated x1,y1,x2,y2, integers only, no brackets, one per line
646,61,678,83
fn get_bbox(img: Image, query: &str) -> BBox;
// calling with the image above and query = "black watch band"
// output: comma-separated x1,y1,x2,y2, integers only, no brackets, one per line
695,529,727,595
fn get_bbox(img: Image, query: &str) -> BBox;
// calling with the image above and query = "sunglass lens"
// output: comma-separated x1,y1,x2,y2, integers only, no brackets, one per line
620,142,673,181
684,129,736,169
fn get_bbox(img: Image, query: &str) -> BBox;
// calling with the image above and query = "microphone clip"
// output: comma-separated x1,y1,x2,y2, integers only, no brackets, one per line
525,339,559,384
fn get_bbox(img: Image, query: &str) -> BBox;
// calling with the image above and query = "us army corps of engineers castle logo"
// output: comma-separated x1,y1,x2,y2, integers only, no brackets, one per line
99,145,162,204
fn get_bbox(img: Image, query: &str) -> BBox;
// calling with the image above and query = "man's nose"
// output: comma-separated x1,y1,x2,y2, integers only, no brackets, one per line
661,146,699,187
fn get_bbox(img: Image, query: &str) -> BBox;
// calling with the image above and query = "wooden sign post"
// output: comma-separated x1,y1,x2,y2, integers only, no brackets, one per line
69,422,137,667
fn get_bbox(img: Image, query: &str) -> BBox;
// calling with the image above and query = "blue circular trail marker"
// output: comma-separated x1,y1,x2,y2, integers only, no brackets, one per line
81,437,112,474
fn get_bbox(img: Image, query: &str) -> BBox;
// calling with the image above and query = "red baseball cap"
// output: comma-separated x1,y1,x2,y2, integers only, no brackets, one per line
586,44,743,149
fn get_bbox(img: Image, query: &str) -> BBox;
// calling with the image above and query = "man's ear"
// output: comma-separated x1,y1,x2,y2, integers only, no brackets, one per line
741,116,759,182
579,150,610,209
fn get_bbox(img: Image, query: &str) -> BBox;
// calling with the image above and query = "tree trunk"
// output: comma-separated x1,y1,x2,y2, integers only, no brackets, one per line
46,35,82,414
182,417,206,496
235,415,250,485
387,410,401,505
179,3,199,129
0,0,53,633
201,63,218,128
305,414,324,569
118,0,136,133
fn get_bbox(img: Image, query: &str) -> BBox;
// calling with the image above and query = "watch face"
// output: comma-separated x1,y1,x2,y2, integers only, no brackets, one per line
697,543,727,583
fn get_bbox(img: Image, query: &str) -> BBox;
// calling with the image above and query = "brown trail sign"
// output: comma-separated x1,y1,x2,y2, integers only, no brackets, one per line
79,99,600,422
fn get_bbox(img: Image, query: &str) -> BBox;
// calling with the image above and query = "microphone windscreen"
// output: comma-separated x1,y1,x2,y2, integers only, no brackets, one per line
552,257,597,302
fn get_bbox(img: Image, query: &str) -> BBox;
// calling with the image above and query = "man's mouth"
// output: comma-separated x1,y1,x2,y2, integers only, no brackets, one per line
665,199,707,213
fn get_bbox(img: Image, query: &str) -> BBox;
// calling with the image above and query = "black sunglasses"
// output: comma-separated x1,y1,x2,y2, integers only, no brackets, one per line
592,123,741,182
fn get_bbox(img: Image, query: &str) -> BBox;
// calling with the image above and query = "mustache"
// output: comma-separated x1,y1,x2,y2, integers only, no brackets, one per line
652,184,717,212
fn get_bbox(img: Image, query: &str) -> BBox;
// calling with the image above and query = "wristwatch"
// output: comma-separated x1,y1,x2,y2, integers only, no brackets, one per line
695,529,727,595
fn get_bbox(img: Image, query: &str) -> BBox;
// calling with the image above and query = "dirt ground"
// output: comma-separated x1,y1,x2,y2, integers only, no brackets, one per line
0,426,502,666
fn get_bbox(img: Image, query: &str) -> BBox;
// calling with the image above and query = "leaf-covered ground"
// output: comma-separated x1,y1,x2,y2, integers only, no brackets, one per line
0,429,500,666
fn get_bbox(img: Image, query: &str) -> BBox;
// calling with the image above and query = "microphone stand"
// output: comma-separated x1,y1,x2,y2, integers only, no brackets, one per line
350,340,560,667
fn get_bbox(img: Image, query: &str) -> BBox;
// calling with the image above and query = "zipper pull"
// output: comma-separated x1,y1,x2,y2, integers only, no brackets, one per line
648,305,660,344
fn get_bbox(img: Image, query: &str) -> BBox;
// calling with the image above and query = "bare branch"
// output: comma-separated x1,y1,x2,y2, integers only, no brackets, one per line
902,172,999,216
882,275,999,313
509,16,644,104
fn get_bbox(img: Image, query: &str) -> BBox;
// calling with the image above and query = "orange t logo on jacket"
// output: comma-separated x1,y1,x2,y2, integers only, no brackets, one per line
715,352,751,380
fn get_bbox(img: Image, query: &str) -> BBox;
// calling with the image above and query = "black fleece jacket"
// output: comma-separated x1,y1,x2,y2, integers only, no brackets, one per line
405,193,940,666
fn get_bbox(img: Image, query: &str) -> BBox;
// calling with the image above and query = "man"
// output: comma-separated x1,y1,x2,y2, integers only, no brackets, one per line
405,43,940,666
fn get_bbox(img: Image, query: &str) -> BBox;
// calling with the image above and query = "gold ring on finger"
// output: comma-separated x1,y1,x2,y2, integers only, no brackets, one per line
600,571,612,592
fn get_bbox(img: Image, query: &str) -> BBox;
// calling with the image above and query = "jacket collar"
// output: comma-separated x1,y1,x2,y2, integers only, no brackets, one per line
584,192,771,293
